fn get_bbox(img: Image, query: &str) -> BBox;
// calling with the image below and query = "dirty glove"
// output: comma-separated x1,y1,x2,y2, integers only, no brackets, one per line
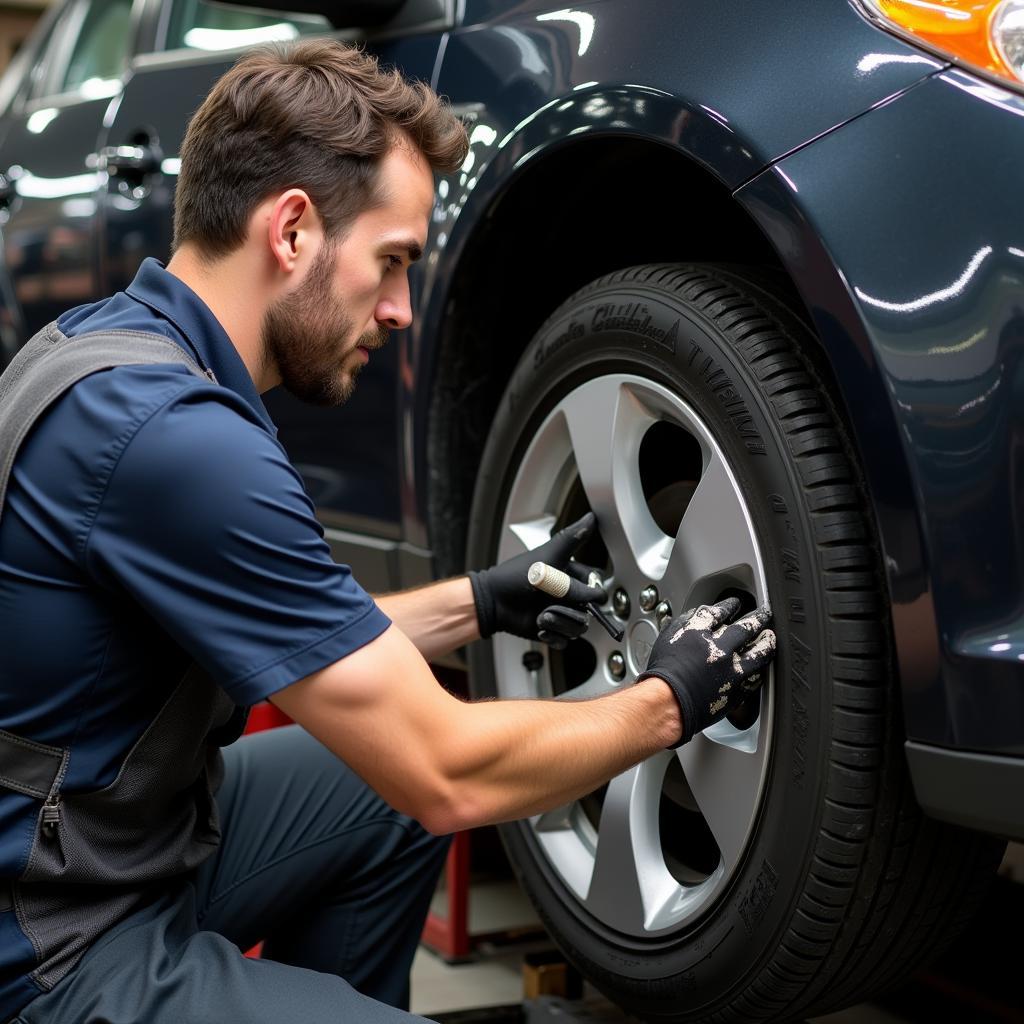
637,598,776,747
469,512,607,646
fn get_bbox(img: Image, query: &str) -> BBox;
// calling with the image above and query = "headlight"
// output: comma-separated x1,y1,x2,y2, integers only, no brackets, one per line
858,0,1024,92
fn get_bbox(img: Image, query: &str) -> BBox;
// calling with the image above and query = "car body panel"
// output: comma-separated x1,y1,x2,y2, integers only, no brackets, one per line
453,0,943,185
407,0,942,546
0,0,149,341
738,70,1024,757
0,96,111,332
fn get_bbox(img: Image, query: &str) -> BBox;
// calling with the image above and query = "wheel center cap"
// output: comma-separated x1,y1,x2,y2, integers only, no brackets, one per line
627,619,658,675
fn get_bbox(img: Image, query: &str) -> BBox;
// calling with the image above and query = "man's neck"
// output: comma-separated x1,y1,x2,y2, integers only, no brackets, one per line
165,245,280,393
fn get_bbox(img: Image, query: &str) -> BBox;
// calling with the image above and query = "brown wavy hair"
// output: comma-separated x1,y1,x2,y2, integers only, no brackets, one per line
173,39,468,258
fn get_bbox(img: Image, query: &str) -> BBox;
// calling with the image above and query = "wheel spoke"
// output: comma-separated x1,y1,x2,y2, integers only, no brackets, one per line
498,406,575,562
535,804,574,832
585,755,676,933
675,730,763,871
664,448,758,600
560,378,670,580
507,513,557,554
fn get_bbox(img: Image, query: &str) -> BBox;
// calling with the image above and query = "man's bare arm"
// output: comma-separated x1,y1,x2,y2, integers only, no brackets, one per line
373,576,479,662
270,623,681,835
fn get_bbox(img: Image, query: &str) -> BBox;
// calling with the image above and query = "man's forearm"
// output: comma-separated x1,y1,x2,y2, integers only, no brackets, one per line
373,576,479,662
272,624,682,835
434,677,681,830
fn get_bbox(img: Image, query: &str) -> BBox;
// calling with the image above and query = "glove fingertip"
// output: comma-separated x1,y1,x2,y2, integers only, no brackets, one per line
573,510,597,536
740,631,777,675
538,630,568,650
707,596,741,627
564,561,591,583
567,578,606,606
557,511,597,550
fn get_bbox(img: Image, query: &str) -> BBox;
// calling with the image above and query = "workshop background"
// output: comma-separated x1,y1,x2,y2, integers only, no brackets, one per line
0,1,45,72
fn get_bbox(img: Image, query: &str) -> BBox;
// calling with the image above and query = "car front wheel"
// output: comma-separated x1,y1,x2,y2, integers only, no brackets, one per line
465,263,1003,1022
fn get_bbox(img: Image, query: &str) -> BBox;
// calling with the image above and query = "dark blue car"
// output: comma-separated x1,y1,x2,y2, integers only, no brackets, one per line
0,1,1020,1020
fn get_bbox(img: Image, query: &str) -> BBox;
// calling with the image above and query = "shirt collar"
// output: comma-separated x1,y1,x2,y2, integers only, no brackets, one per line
125,258,276,436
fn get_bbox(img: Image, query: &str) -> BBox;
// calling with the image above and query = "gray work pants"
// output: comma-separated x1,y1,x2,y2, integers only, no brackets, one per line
14,725,450,1023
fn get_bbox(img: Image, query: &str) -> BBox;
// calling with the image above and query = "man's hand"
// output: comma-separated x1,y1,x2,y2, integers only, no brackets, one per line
638,598,776,746
469,512,606,648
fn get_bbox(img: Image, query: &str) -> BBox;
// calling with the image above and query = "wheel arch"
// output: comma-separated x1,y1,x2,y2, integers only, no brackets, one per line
420,125,913,644
422,131,791,579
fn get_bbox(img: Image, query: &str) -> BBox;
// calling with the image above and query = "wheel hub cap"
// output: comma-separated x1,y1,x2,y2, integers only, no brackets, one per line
626,619,657,675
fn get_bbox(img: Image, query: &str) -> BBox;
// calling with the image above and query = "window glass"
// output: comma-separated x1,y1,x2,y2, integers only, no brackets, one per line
21,5,70,103
61,0,134,95
165,1,330,52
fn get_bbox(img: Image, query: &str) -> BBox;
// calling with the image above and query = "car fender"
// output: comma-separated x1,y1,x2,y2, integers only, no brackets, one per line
409,0,947,542
739,70,1024,757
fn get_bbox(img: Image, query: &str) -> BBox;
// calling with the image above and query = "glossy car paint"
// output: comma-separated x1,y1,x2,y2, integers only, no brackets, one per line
739,69,1024,755
0,0,1020,796
411,0,942,543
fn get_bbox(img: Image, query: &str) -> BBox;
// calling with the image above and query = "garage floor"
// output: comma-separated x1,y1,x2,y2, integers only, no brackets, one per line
409,844,1024,1022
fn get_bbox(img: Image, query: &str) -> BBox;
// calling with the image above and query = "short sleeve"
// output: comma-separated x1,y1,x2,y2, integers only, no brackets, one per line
84,384,390,705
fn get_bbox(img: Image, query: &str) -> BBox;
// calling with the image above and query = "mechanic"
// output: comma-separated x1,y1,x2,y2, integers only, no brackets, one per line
0,40,775,1024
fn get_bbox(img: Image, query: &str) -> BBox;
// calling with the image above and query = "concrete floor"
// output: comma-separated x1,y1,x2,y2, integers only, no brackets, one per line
409,844,1024,1022
409,932,907,1023
411,944,913,1022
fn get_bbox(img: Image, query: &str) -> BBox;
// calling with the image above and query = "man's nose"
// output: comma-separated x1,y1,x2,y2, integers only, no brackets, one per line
375,278,413,330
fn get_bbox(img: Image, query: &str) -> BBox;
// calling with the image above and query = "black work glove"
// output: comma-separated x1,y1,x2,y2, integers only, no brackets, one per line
637,597,776,747
469,512,607,647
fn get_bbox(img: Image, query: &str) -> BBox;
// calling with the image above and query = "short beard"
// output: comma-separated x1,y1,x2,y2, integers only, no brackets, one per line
261,240,388,407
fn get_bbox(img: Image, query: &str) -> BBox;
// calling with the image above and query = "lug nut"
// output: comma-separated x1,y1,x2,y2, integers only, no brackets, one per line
522,650,544,672
612,589,631,619
656,602,673,628
608,652,626,681
639,585,659,612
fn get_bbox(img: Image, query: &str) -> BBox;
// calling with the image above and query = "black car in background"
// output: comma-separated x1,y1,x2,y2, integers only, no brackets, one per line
0,1,1021,1021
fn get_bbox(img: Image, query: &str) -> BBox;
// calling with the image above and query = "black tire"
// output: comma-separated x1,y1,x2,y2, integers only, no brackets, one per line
465,264,1004,1023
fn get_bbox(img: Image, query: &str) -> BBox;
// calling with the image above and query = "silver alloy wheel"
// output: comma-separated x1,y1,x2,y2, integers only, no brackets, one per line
493,374,773,938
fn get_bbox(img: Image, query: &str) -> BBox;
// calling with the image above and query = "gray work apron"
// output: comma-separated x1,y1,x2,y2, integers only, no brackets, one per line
0,321,247,996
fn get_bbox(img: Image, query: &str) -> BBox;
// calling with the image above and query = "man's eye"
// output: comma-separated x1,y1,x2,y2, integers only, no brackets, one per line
387,255,403,270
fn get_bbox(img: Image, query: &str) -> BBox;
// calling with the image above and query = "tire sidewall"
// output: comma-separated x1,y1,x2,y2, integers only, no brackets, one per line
466,276,835,1015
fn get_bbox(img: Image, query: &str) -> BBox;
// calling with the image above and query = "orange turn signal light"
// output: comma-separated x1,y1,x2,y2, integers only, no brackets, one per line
859,0,1024,90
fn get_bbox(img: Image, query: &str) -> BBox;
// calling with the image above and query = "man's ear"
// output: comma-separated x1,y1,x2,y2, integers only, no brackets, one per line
267,189,321,274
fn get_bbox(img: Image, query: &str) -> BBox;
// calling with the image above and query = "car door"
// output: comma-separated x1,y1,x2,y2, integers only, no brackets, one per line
0,0,140,337
104,0,450,588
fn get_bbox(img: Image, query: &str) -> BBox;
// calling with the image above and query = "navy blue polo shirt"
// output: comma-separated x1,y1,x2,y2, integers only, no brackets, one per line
0,259,390,961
